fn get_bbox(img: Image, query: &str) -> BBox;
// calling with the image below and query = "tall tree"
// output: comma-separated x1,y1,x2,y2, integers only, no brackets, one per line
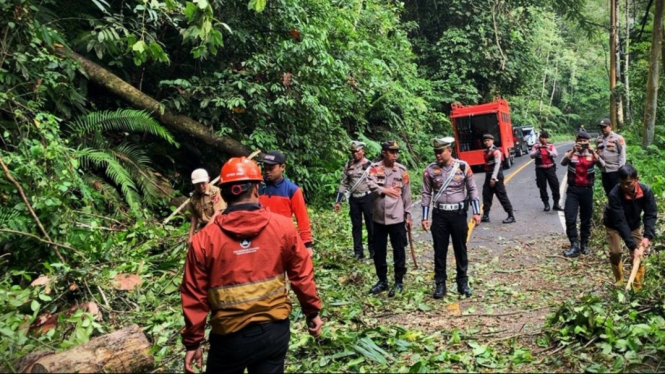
642,0,665,146
610,0,619,127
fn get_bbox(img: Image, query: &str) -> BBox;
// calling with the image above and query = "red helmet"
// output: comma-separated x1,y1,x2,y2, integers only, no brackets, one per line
219,157,263,185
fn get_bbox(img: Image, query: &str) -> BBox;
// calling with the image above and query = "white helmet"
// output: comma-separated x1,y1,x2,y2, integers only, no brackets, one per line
191,168,210,184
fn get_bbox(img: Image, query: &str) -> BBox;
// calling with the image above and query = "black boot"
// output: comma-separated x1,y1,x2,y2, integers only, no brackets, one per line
369,249,375,259
543,202,551,212
458,282,472,298
553,203,564,211
369,280,389,294
581,241,590,255
433,283,446,299
481,214,490,223
354,252,364,260
564,241,581,258
502,214,516,224
388,283,403,297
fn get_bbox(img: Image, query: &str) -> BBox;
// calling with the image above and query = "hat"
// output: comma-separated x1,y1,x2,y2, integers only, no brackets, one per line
576,130,591,140
483,134,494,140
350,141,366,151
262,150,286,165
540,130,550,138
599,118,611,127
431,137,455,150
381,140,399,151
191,168,210,184
219,157,263,186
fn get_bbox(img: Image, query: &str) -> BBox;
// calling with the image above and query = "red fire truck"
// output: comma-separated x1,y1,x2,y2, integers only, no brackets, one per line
450,98,516,169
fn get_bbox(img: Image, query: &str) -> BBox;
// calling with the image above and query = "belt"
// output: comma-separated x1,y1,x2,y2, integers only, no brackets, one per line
352,191,371,198
434,203,464,211
537,164,555,169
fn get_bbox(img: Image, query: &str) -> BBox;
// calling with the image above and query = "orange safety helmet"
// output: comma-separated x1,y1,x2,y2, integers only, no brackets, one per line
219,157,263,185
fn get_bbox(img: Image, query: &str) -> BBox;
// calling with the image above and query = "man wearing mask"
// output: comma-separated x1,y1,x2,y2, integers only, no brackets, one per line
530,131,563,212
596,118,626,197
334,141,374,260
561,131,605,257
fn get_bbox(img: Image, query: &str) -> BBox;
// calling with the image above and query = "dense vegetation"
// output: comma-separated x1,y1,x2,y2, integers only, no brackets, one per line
1,0,664,372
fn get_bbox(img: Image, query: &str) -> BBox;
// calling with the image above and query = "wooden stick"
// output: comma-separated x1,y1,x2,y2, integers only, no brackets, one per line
625,249,643,291
162,150,261,225
0,156,66,263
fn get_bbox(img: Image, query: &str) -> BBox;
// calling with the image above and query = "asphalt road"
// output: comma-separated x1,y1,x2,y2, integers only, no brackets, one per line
411,141,575,259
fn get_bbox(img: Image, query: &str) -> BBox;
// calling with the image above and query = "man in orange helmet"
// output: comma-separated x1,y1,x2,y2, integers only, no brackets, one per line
181,157,323,374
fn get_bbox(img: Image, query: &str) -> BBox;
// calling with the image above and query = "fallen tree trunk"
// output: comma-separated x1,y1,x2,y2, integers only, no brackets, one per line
55,46,253,157
25,324,153,373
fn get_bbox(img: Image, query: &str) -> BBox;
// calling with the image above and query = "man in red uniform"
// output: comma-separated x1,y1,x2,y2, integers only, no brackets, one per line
181,157,323,374
259,151,314,253
530,130,563,212
480,134,516,224
561,131,604,257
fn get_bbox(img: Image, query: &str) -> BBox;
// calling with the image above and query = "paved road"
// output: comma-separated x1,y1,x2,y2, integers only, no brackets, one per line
411,141,575,261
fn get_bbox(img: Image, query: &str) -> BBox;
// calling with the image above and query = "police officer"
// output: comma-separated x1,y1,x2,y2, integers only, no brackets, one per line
334,141,374,259
480,134,516,224
596,118,627,197
603,164,657,289
366,140,412,297
561,130,605,257
421,137,481,299
530,130,563,212
188,168,226,244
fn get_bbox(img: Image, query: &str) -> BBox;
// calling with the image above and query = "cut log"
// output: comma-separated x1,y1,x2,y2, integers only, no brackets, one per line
54,46,254,158
26,324,153,373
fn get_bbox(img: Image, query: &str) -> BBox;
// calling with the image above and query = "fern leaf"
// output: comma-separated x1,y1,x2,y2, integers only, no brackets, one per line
68,109,178,146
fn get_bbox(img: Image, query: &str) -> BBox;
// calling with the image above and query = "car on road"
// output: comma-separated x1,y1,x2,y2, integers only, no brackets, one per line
513,127,528,157
520,126,538,149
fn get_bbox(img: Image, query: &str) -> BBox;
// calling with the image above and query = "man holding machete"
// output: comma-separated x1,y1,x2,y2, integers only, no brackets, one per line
421,137,481,299
603,164,657,290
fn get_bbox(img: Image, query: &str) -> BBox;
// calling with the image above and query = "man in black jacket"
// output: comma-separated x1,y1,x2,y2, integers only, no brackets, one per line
603,164,658,289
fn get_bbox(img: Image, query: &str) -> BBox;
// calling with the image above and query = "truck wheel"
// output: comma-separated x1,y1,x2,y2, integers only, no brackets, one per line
503,156,513,169
516,147,522,157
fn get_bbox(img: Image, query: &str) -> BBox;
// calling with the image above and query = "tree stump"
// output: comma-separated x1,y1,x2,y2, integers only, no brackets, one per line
25,324,153,373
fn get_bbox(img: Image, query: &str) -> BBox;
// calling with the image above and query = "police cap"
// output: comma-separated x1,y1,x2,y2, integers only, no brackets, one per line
350,141,366,152
483,134,495,140
576,130,591,140
381,140,399,151
431,137,455,150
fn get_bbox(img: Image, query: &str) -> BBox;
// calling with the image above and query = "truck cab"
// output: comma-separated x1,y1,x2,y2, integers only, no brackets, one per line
450,98,516,169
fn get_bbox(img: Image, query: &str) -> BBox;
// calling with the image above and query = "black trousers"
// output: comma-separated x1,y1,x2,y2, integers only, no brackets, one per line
564,186,593,244
536,167,561,204
601,172,620,197
206,319,290,374
431,209,469,287
482,174,513,214
349,193,374,256
373,222,407,283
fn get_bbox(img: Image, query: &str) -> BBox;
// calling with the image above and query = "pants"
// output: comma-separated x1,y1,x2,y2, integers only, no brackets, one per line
601,172,620,197
373,222,407,284
536,167,560,204
349,193,374,256
482,174,513,214
206,319,290,374
564,186,593,244
431,209,469,287
607,227,642,265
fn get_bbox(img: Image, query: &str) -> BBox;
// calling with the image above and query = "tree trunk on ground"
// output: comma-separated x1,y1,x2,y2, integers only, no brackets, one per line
642,0,665,147
25,324,153,373
55,47,254,157
611,0,619,127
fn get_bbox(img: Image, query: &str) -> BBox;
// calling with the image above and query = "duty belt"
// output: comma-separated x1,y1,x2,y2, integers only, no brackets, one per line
435,203,464,211
537,164,555,169
352,191,371,198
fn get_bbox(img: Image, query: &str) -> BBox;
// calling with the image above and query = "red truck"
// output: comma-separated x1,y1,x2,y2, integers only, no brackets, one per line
450,98,516,169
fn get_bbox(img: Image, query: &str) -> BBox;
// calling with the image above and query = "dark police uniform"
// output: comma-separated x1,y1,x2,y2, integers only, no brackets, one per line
421,137,481,299
481,134,515,224
529,130,562,211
